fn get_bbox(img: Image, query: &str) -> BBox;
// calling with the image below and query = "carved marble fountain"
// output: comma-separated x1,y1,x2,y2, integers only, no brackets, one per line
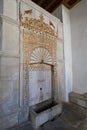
20,1,62,129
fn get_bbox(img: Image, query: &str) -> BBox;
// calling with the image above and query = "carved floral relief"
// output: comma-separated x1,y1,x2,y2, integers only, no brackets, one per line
20,7,58,110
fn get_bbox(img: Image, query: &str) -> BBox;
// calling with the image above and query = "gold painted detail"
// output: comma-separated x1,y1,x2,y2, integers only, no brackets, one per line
29,64,51,71
21,12,57,108
24,9,32,15
23,64,29,111
49,21,55,28
22,29,56,45
20,14,57,37
62,0,81,9
22,29,56,65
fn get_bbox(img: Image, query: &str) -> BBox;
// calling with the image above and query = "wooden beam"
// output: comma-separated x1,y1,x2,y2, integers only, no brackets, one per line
62,0,81,9
45,0,57,10
48,0,63,13
38,0,45,6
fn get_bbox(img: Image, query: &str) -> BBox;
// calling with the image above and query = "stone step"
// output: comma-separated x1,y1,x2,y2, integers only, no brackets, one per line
69,92,87,108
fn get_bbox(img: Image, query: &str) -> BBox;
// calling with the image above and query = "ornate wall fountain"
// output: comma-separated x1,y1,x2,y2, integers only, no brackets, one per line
0,0,64,129
19,1,62,128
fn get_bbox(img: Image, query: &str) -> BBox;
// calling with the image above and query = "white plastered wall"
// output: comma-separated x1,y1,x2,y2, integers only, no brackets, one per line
70,0,87,93
52,5,72,102
0,0,20,129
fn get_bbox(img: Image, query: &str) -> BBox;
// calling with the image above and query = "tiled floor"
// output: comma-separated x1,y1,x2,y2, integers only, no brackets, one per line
8,103,87,130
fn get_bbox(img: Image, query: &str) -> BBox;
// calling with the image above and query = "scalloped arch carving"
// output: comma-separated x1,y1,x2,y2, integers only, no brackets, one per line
30,47,52,64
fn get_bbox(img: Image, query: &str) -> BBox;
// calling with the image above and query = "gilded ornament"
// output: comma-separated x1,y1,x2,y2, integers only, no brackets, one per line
20,13,58,37
24,9,32,15
49,21,55,28
21,12,57,110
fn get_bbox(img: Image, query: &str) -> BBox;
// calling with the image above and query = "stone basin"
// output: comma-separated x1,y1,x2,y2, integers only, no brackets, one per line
29,100,62,129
